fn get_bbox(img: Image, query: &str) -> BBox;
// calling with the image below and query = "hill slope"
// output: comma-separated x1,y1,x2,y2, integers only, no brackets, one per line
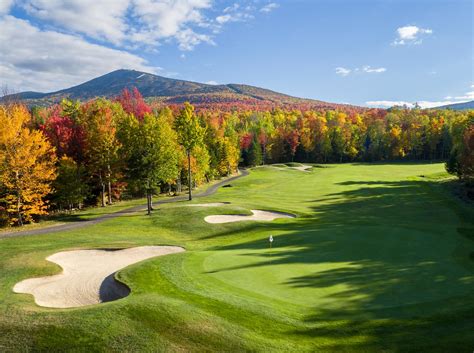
8,69,353,110
436,100,474,110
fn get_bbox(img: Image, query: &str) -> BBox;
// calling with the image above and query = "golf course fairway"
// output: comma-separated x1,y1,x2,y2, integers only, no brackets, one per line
0,163,473,352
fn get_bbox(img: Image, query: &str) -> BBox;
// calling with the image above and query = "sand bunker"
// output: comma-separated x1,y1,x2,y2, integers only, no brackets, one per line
186,202,230,207
204,210,295,224
290,165,312,172
13,246,184,308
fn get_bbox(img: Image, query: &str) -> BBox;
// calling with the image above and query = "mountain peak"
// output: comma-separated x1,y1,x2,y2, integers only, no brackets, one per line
10,69,356,110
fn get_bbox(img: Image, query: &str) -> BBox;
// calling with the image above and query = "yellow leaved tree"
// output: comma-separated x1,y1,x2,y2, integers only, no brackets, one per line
0,105,57,225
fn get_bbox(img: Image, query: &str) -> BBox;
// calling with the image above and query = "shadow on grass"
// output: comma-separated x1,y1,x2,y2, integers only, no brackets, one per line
206,178,474,348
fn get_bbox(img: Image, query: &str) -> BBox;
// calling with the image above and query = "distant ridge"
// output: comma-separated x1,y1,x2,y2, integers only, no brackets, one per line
434,100,474,110
7,69,360,110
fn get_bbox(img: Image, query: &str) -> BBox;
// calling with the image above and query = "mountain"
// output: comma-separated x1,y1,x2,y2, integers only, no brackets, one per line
435,100,474,110
7,69,357,110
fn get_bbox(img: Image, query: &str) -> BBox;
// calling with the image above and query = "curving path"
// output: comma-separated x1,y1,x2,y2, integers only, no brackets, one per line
0,169,249,239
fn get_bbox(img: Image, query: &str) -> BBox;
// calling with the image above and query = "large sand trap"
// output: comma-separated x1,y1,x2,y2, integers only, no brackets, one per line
204,210,295,224
186,202,230,207
13,246,184,308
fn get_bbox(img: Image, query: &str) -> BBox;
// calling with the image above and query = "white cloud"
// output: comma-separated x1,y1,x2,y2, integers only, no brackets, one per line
223,3,239,13
366,101,412,108
362,66,386,73
336,65,386,76
205,80,218,85
131,0,213,50
0,1,280,92
214,3,255,28
173,28,214,51
0,0,14,15
15,0,241,51
454,90,474,100
392,25,433,46
0,16,160,92
335,67,351,77
260,3,279,13
20,0,130,44
216,14,232,24
443,89,474,101
366,100,460,109
366,86,474,109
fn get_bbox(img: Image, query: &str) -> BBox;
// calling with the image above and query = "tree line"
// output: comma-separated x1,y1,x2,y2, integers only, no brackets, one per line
0,88,472,226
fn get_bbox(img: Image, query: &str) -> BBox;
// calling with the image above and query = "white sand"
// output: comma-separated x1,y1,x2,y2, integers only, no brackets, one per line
186,202,230,207
270,165,312,172
204,210,295,224
13,246,184,308
290,165,312,171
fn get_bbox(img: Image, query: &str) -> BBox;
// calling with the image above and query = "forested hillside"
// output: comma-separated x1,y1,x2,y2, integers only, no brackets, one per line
6,69,358,111
0,87,472,226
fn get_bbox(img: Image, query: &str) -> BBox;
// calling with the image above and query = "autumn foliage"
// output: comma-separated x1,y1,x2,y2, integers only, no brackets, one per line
0,87,472,226
0,105,56,225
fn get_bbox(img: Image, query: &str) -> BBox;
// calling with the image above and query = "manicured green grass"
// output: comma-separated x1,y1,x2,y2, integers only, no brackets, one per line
0,197,147,234
0,163,473,352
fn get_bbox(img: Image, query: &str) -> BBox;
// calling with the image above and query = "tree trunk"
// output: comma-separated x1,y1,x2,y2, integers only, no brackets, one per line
101,182,106,207
146,191,151,215
17,192,23,226
177,177,182,193
187,150,192,201
108,180,112,205
107,166,112,205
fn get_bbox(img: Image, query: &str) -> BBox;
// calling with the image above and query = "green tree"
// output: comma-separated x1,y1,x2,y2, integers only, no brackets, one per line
81,99,123,207
446,112,474,183
119,112,179,214
53,156,89,211
174,103,205,200
248,139,263,166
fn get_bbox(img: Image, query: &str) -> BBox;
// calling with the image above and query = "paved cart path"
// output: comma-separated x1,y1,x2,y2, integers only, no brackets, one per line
0,170,249,239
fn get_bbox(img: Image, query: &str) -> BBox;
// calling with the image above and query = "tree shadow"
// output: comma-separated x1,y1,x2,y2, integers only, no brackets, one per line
208,179,474,326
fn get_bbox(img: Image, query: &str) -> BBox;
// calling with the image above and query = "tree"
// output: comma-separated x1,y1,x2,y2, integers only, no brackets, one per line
120,112,179,214
217,137,240,176
446,112,474,183
0,105,57,225
40,100,85,162
81,99,123,206
248,139,263,166
116,87,152,120
174,103,205,200
53,156,89,211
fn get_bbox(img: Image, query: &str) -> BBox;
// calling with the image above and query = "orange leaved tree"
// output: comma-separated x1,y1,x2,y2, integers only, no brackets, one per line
0,105,57,225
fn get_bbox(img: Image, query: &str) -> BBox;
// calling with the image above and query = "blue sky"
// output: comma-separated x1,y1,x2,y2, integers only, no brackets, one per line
0,0,472,107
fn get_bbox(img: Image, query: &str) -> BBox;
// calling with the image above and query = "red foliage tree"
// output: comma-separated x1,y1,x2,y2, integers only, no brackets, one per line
285,130,300,157
40,105,85,161
116,87,151,119
240,132,253,150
